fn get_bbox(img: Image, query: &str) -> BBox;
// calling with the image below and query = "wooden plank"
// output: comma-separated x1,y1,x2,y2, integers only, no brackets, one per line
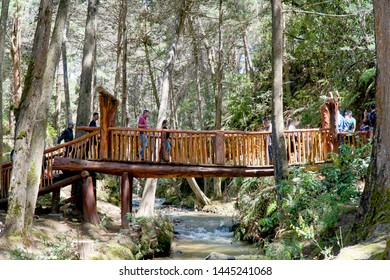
38,174,82,195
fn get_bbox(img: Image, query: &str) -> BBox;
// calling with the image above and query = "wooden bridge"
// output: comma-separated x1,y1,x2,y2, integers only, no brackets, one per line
0,87,369,226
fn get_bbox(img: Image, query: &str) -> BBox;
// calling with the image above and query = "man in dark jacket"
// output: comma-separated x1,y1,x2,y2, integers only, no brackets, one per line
58,121,75,157
89,112,99,127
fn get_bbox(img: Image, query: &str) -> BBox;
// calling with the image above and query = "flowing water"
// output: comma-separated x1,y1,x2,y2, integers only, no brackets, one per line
132,198,262,260
158,209,262,260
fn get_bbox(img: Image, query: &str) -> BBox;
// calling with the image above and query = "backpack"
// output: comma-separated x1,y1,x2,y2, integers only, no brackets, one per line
368,111,376,128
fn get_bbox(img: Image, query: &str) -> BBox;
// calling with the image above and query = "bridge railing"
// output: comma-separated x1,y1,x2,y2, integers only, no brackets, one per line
224,128,331,166
108,127,332,167
110,128,217,164
0,130,100,201
336,131,370,148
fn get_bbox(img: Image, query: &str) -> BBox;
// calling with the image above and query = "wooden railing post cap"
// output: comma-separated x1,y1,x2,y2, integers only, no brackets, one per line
81,170,90,178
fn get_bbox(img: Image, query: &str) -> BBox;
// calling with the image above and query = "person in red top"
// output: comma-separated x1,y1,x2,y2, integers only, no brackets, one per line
138,109,150,160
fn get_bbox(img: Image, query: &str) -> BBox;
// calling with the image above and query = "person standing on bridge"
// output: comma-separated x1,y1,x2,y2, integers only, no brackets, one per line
160,119,171,162
89,112,99,127
58,121,75,157
138,109,150,160
264,120,272,165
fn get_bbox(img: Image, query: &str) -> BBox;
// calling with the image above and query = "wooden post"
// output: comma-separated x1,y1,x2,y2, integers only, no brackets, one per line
51,189,61,213
214,131,225,165
96,86,119,160
321,92,339,157
81,170,99,225
120,172,132,228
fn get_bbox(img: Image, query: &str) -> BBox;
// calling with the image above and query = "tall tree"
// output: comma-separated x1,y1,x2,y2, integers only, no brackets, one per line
76,0,98,137
26,0,69,232
0,0,10,193
213,0,224,200
188,16,204,129
3,0,53,237
271,0,288,202
10,2,22,138
353,0,390,247
137,0,191,217
120,0,128,127
62,18,71,123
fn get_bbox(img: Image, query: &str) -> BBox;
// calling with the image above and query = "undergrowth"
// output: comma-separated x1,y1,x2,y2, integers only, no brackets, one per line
237,141,371,259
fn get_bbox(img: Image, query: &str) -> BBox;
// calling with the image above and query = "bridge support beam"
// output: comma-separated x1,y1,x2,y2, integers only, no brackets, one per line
121,172,132,228
53,157,274,178
81,171,100,225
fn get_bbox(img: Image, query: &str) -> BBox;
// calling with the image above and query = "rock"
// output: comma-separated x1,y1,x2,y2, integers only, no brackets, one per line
205,252,235,260
336,224,390,260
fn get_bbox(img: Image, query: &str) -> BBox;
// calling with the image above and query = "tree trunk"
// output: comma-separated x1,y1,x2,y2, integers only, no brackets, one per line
243,28,254,81
213,0,224,200
62,19,71,122
120,0,128,127
353,0,390,242
215,0,224,131
144,40,160,109
10,3,22,138
137,0,191,217
4,0,53,237
136,178,158,218
55,71,62,135
186,178,211,206
0,0,10,193
271,0,288,202
76,0,98,137
188,16,204,130
113,0,123,99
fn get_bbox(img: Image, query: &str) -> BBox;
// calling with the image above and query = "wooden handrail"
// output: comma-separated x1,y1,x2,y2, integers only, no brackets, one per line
44,130,100,153
108,127,330,135
77,126,100,132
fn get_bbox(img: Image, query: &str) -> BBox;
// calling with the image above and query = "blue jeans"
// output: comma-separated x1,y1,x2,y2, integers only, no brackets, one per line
140,134,148,160
166,140,171,154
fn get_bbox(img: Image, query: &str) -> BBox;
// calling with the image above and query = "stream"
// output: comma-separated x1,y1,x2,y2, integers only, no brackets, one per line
158,208,262,260
133,198,262,260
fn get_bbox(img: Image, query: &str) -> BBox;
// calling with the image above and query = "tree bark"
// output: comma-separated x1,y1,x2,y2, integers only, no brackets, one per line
76,0,98,137
353,0,390,241
271,0,288,202
215,0,224,131
4,0,53,237
243,28,254,81
62,19,71,122
0,0,10,193
186,178,211,206
213,0,224,200
55,71,62,135
113,0,123,100
10,3,22,138
188,16,204,129
144,39,160,109
120,0,128,127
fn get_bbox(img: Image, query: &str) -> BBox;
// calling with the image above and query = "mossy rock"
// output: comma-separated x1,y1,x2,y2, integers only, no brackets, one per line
336,241,387,260
107,244,135,260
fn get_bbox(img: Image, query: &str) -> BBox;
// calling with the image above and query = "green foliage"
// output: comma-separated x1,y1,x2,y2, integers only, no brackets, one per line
42,238,80,260
238,142,370,259
236,177,278,243
9,248,36,260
